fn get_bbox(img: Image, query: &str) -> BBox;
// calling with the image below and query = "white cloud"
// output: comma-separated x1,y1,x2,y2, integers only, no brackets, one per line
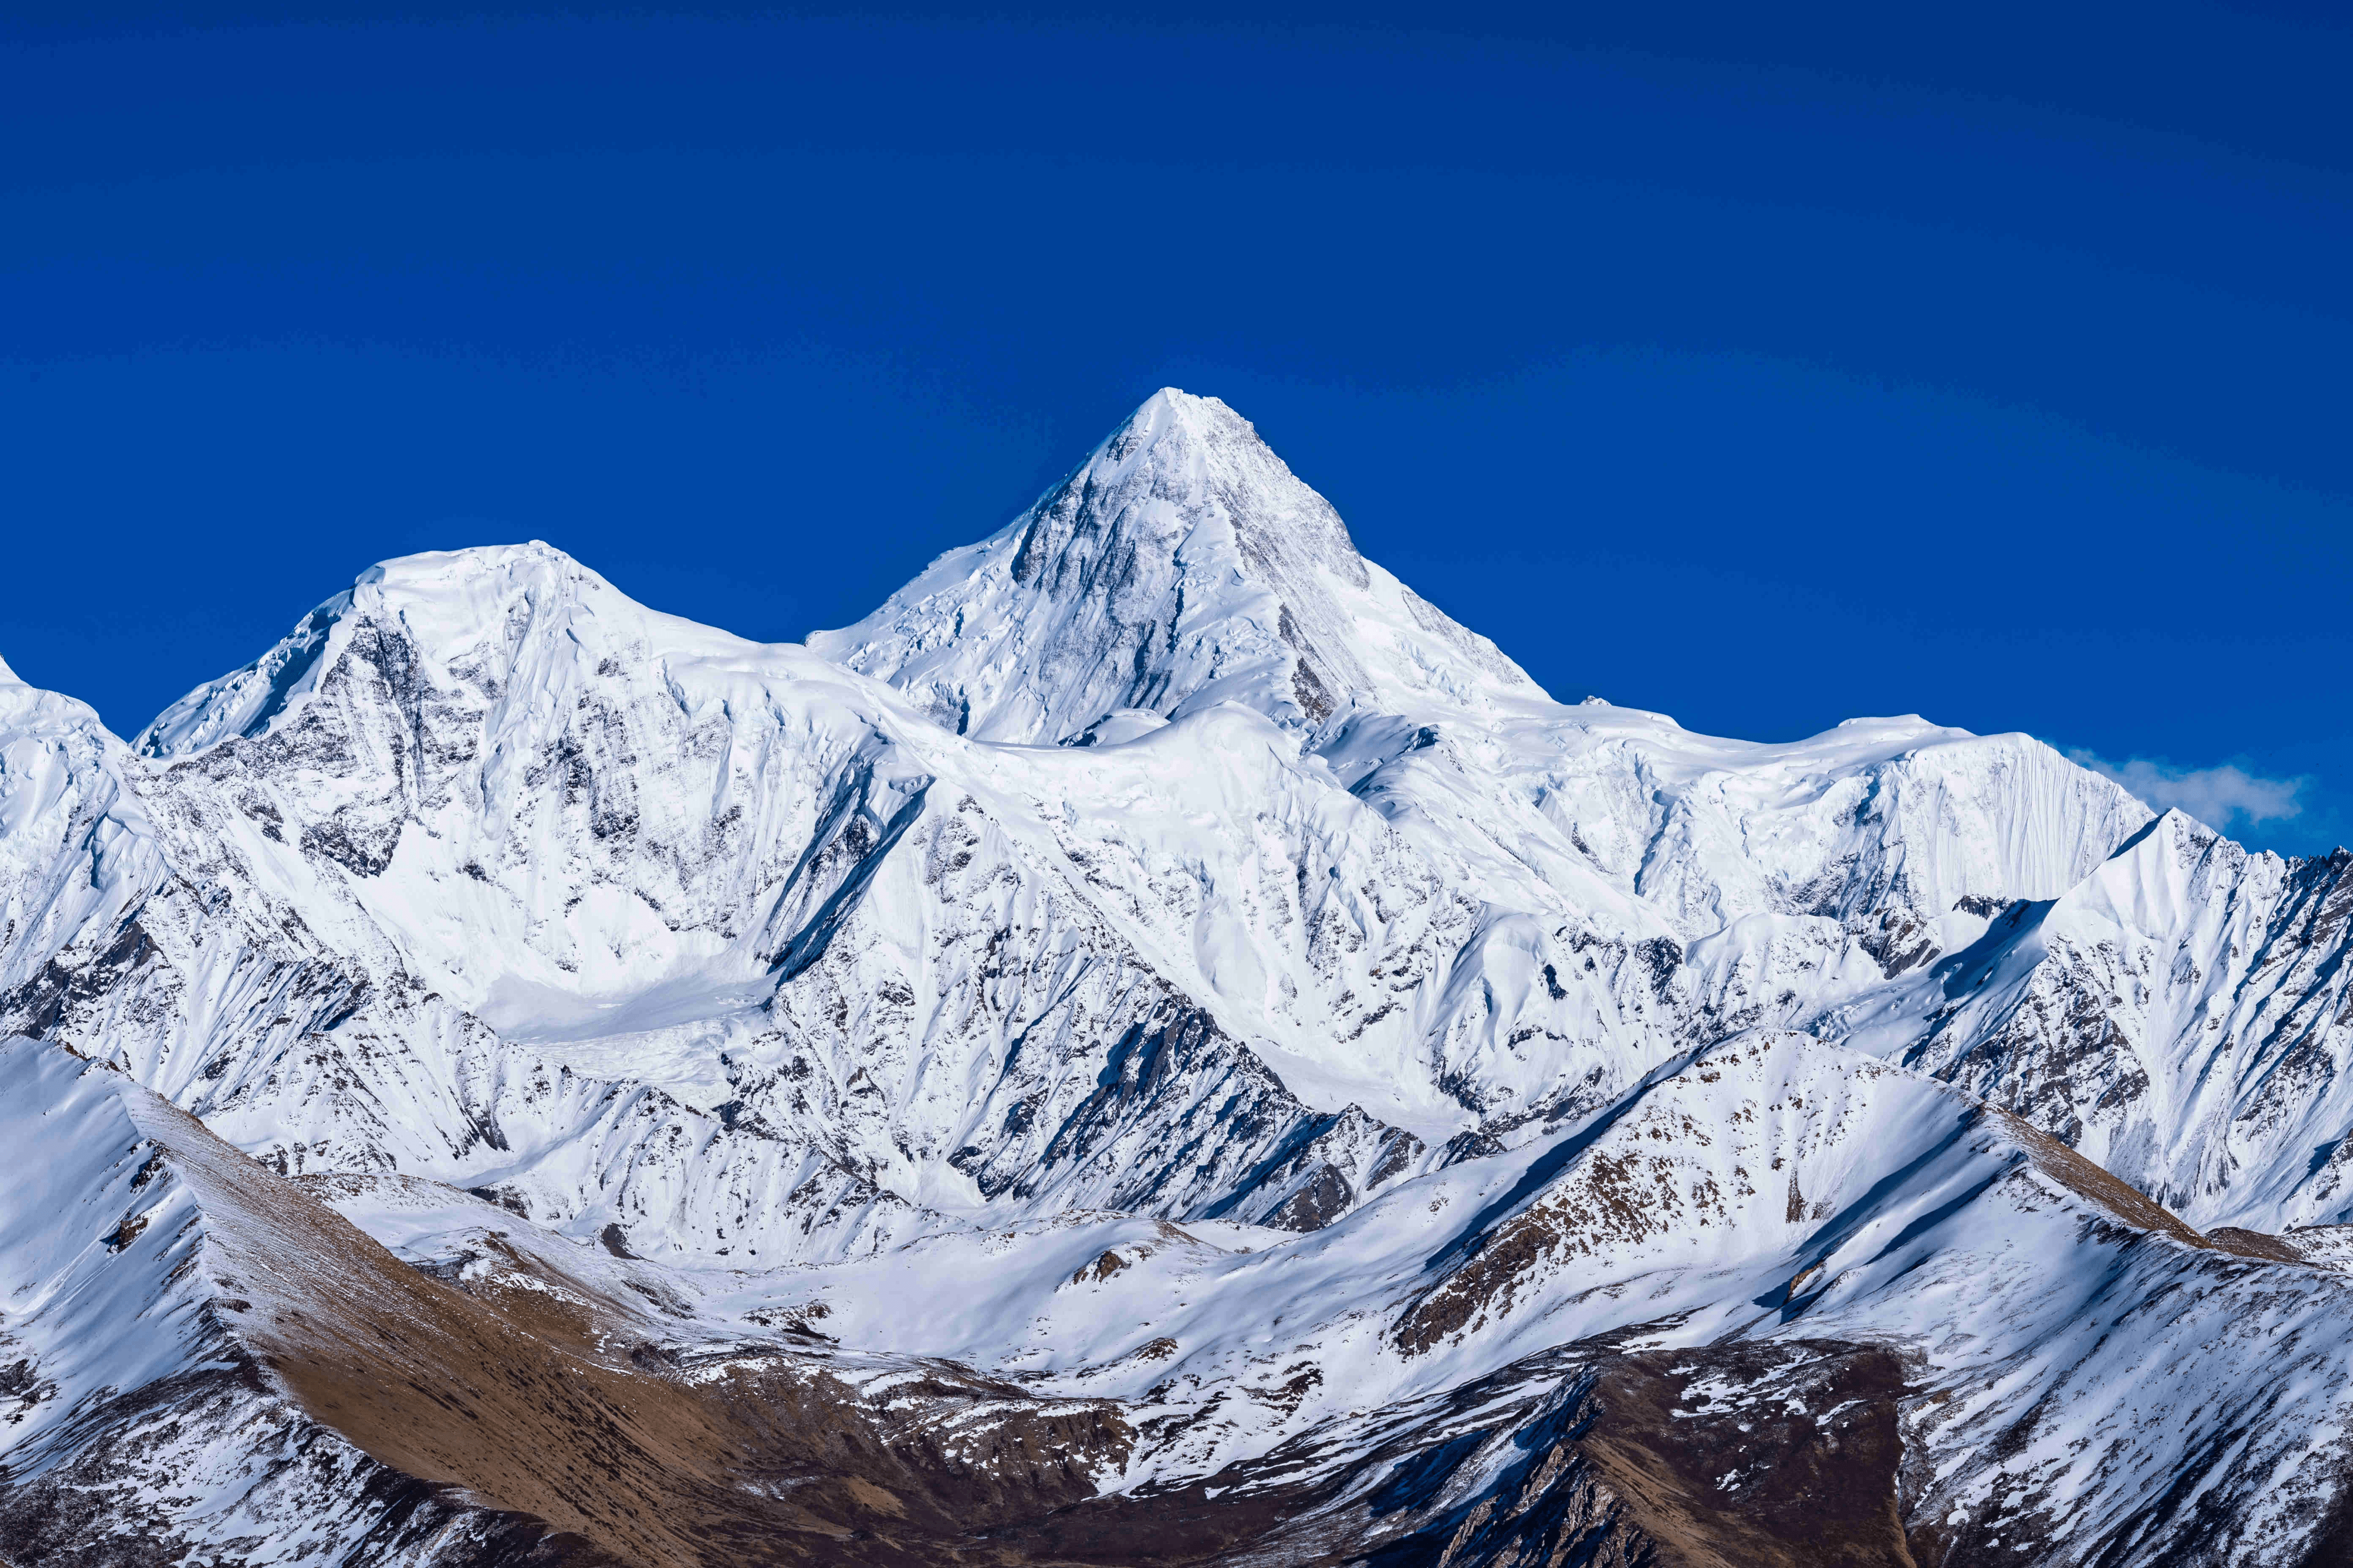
2066,749,2306,831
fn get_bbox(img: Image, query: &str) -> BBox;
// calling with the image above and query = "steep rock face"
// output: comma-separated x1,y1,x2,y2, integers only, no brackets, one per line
1843,809,2353,1229
1322,707,2160,1145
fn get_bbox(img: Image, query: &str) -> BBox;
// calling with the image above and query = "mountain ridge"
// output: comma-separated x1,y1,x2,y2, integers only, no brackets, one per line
4,389,2351,1564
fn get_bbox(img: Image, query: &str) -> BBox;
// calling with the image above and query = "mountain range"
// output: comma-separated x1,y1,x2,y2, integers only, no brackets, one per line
4,389,2349,1566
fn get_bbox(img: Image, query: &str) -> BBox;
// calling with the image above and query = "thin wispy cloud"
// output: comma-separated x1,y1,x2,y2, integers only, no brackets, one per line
2066,749,2306,831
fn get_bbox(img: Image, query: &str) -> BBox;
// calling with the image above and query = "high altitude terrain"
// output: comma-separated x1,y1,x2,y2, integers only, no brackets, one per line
4,390,2350,1566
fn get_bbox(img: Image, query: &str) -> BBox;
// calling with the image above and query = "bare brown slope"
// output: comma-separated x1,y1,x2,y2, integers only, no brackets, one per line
966,1335,1920,1568
1991,1110,2310,1261
1579,1342,1919,1568
121,1085,1132,1567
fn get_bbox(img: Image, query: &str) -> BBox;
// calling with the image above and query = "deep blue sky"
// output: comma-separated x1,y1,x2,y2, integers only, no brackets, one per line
4,3,2348,855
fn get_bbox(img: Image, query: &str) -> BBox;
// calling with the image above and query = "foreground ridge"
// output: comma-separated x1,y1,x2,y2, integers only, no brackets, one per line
2,392,2349,1564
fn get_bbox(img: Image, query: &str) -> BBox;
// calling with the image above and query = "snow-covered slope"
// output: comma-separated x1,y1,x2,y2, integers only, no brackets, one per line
0,1033,1179,1566
20,1022,2349,1566
809,389,1538,746
1839,809,2353,1229
15,544,1420,1258
4,388,2352,1563
0,658,161,1026
738,1031,2353,1564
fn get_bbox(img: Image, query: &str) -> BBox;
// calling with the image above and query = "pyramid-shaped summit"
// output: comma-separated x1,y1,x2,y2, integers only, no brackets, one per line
809,388,1536,746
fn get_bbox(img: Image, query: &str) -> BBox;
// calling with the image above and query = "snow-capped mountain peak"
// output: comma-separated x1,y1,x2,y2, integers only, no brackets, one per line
810,387,1537,746
135,542,671,760
9,391,2353,1566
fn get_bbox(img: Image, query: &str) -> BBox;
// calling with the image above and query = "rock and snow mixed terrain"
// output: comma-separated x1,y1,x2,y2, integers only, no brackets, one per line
3,389,2350,1564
